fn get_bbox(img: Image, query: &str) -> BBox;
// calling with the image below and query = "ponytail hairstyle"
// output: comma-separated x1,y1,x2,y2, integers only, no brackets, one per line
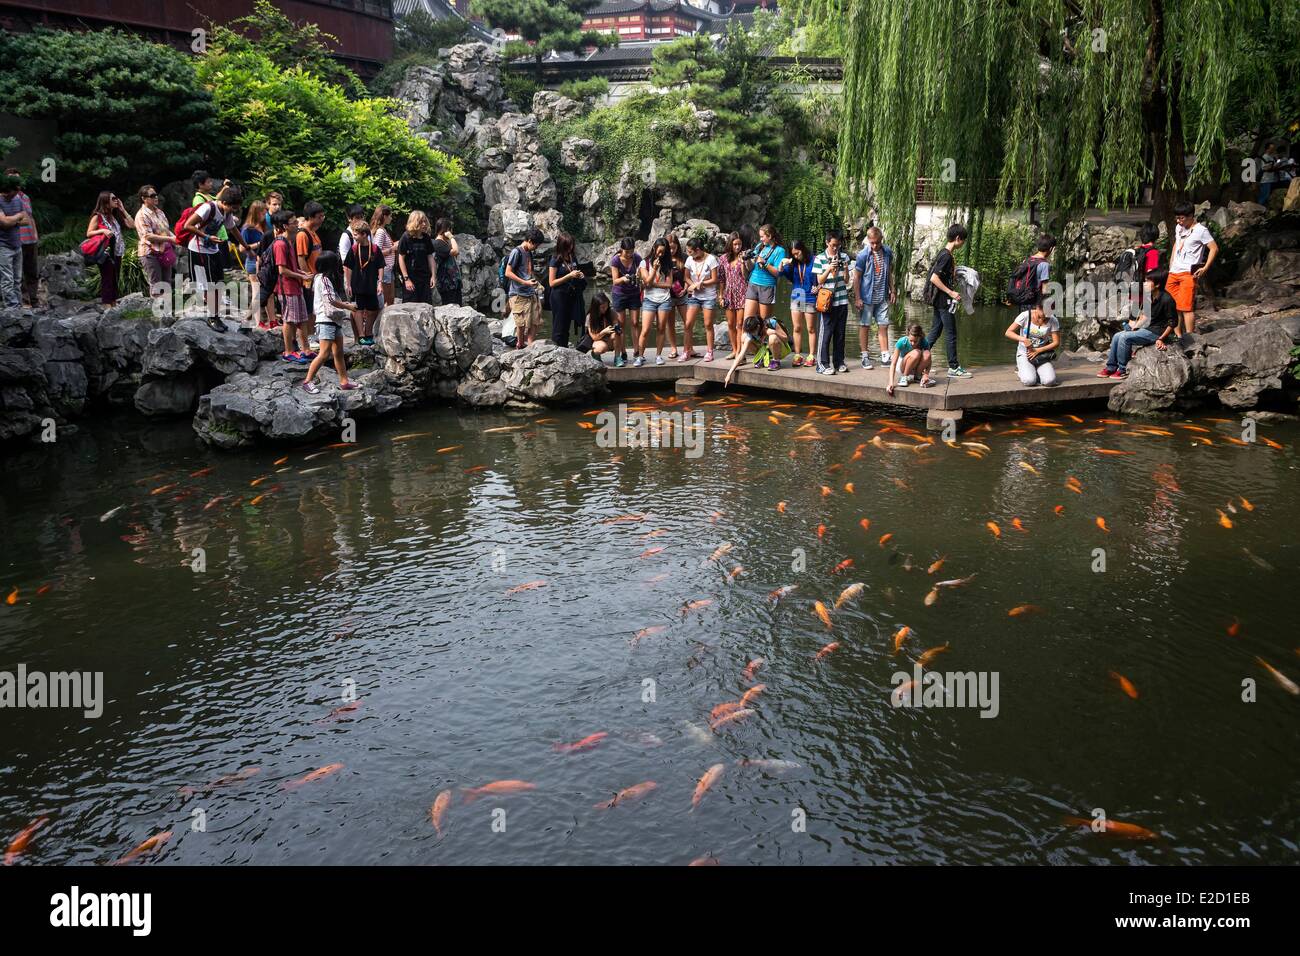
370,203,393,234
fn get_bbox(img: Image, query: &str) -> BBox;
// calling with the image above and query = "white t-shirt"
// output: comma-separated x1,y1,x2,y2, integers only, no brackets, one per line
187,202,236,255
1171,222,1213,274
314,275,345,325
1013,310,1060,357
684,254,719,299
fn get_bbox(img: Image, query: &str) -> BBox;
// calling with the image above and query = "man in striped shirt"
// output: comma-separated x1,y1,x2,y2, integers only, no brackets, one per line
812,230,851,374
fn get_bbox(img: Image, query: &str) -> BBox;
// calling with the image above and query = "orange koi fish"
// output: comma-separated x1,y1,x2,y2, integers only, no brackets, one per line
859,517,870,532
1256,656,1299,695
1008,604,1042,617
553,732,608,754
639,547,665,559
917,644,950,668
710,708,754,731
744,658,765,681
149,483,177,495
691,764,725,809
1054,505,1065,515
1011,518,1027,533
927,557,946,575
834,582,864,609
892,626,912,654
1095,449,1134,456
1216,510,1233,529
431,789,453,836
814,601,833,629
891,680,918,706
1063,816,1157,840
505,580,547,595
113,830,173,865
768,585,797,604
844,482,855,494
282,763,344,791
1095,516,1109,533
594,781,657,810
1226,618,1241,638
1109,672,1139,699
776,501,787,514
832,558,854,574
4,816,49,865
189,467,213,478
815,641,840,660
986,521,1001,538
462,780,536,803
630,625,668,647
740,684,766,707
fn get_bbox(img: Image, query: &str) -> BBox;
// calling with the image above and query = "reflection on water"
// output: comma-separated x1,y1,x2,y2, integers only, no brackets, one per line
0,393,1296,865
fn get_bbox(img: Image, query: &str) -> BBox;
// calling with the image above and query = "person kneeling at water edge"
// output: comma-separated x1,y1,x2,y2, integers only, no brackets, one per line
580,292,623,360
301,252,360,395
723,314,791,386
1098,267,1178,378
1005,304,1062,386
886,324,935,395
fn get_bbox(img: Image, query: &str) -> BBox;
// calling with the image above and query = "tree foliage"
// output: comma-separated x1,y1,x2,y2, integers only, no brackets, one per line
211,0,364,96
196,44,464,227
0,27,215,208
799,0,1300,270
473,0,616,76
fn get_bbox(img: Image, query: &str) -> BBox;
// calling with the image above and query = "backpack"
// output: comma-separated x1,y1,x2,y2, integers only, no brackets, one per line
1113,248,1138,283
175,202,217,246
257,235,287,290
1007,255,1043,308
497,253,510,290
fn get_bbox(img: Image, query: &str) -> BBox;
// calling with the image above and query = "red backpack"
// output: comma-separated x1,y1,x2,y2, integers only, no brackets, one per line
174,203,216,245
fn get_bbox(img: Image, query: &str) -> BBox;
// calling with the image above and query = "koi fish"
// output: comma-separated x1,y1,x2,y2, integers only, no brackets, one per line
1011,518,1027,533
844,482,855,494
768,585,797,604
924,588,939,606
1241,548,1274,572
601,513,646,524
776,501,787,513
814,601,833,629
691,764,725,809
1008,604,1041,617
832,558,854,574
249,494,268,507
595,781,658,810
736,759,802,773
4,816,49,865
682,599,713,615
553,732,608,753
892,626,912,654
1018,462,1040,476
436,445,462,453
505,580,547,594
577,422,595,430
342,447,375,459
1216,510,1233,529
640,547,665,559
927,557,946,575
878,533,893,548
815,641,840,660
1239,497,1254,512
1256,656,1299,695
430,789,453,836
708,543,733,562
740,684,765,706
1109,671,1139,699
1095,449,1134,456
744,658,765,681
113,830,173,865
917,643,950,668
1096,516,1109,533
631,625,668,647
319,701,362,722
1226,617,1241,637
149,483,177,495
986,521,1001,538
859,517,870,532
727,566,743,581
1260,437,1284,450
99,505,126,522
250,476,271,487
1063,816,1158,840
35,584,51,596
189,467,214,478
282,763,344,790
5,588,17,606
1054,505,1065,515
483,425,528,434
202,496,225,511
462,780,536,803
178,767,261,797
934,574,977,589
710,708,754,731
834,582,864,609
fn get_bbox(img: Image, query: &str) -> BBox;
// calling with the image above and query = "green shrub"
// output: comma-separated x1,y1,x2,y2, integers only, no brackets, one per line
196,45,465,227
557,77,609,102
83,246,148,300
772,165,839,247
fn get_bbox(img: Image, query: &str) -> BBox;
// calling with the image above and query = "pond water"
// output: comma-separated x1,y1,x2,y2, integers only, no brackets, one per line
1,386,1296,865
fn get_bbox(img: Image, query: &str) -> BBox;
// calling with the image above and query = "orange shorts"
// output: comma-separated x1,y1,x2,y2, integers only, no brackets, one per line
1166,271,1196,312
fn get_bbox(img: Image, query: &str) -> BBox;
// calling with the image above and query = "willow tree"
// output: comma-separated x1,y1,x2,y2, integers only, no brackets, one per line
800,0,1299,261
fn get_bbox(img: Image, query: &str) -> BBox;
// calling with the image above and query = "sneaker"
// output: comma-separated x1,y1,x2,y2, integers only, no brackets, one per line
920,376,937,388
805,355,815,367
837,364,848,374
293,353,312,365
754,358,764,368
301,380,320,394
655,354,665,366
861,356,874,370
205,316,225,332
1097,367,1116,378
280,352,298,363
767,360,780,371
634,355,646,368
880,351,892,365
308,338,320,350
339,381,360,390
1113,369,1128,379
614,356,626,368
948,366,972,378
897,375,911,387
704,350,714,363
819,367,835,376
792,355,804,367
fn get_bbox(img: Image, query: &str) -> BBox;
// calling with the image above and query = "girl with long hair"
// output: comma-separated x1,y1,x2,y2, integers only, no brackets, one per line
548,231,586,348
397,210,435,304
371,204,396,306
780,239,817,366
720,232,747,358
636,238,676,366
85,190,133,309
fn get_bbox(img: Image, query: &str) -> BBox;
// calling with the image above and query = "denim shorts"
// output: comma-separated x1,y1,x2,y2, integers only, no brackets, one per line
316,321,341,342
642,297,675,314
382,265,393,284
860,300,890,326
685,295,717,310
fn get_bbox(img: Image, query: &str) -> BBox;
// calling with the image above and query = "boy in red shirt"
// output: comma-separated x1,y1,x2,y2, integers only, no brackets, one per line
269,211,313,363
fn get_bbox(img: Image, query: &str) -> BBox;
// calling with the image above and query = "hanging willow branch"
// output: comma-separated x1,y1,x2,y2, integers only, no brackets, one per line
796,0,1297,268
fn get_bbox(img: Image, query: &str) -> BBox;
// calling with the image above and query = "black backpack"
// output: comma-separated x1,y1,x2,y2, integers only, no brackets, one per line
257,235,286,290
1007,256,1042,308
1114,248,1138,283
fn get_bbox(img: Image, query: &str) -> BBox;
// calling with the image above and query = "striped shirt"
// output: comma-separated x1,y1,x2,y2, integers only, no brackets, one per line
812,251,851,308
16,191,37,245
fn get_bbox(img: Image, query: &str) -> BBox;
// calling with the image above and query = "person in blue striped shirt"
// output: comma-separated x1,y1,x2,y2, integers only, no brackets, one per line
811,231,851,375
